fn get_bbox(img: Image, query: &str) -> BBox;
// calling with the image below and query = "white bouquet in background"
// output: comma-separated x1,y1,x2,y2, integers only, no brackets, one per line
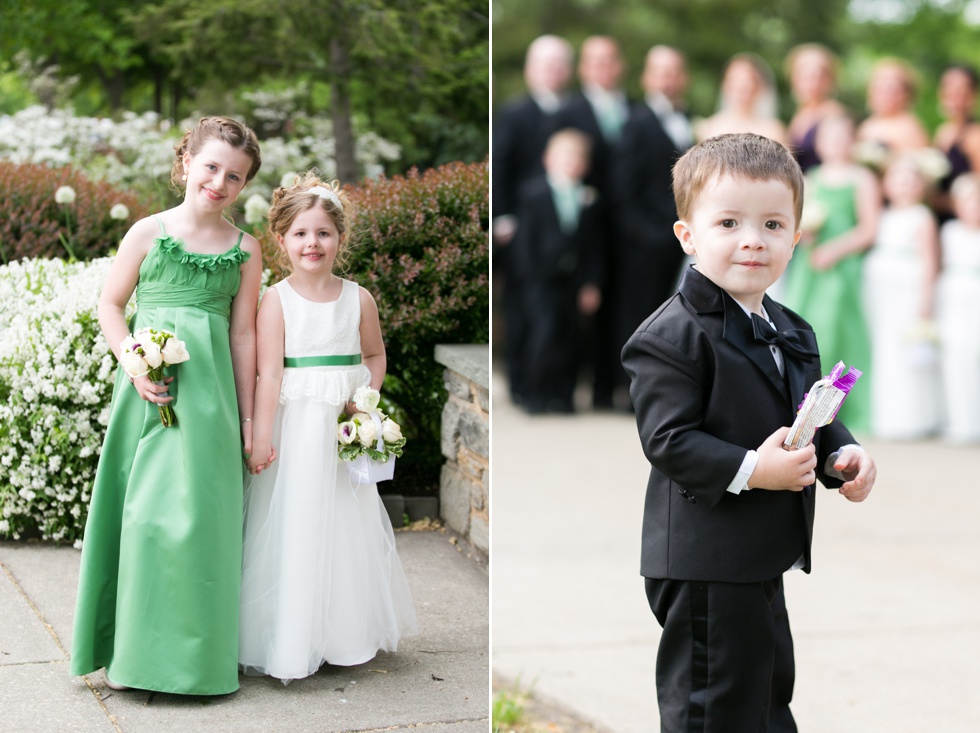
120,327,190,427
337,386,406,483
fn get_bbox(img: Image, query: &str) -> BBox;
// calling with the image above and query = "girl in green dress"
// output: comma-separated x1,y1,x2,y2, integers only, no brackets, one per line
781,114,881,434
70,116,263,694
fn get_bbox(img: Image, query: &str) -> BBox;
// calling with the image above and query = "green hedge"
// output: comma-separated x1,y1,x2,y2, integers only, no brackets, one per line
0,161,148,263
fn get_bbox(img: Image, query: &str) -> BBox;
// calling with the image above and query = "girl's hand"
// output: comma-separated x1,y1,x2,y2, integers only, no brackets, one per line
247,444,277,474
131,374,174,404
343,401,357,417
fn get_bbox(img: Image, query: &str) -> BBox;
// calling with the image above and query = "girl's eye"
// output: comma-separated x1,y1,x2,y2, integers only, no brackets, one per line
207,164,217,171
720,219,736,229
229,174,240,182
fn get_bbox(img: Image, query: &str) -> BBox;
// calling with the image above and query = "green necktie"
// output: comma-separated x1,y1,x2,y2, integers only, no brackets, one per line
597,101,623,143
552,184,580,235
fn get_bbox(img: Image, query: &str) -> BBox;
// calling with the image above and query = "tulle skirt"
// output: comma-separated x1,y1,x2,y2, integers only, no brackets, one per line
239,397,417,683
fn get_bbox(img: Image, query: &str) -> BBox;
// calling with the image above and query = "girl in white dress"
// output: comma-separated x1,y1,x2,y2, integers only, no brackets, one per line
239,174,416,683
938,173,980,442
863,153,943,439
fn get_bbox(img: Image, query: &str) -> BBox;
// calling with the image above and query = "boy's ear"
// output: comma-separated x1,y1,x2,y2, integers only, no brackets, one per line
792,229,802,247
674,220,695,255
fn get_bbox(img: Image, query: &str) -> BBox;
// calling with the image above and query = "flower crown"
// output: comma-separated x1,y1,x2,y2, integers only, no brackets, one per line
308,185,342,209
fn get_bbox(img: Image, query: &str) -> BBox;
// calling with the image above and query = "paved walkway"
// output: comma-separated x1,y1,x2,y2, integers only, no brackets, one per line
0,528,488,732
492,369,980,733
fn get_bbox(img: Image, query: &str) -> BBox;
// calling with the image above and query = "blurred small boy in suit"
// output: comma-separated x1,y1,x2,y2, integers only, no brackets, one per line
509,127,604,413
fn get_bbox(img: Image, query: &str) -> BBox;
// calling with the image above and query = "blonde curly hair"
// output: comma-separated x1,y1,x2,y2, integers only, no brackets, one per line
267,171,356,273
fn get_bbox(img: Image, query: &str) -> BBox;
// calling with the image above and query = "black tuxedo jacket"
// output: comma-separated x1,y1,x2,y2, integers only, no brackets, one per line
612,102,686,252
622,267,854,583
510,175,604,288
609,102,690,347
492,95,555,220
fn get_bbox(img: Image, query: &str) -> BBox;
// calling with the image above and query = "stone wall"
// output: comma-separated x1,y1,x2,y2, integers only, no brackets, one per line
435,344,489,555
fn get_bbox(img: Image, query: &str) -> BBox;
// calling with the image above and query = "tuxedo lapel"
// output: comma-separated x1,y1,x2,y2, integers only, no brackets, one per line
678,268,788,400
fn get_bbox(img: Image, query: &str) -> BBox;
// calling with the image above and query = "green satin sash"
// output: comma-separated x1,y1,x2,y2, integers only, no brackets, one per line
284,354,362,368
137,282,233,317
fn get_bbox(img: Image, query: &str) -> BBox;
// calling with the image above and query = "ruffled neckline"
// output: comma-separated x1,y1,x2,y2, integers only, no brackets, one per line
157,234,251,273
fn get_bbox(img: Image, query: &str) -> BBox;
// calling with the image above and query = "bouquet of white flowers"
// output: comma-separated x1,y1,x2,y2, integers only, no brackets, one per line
119,327,190,427
337,386,406,483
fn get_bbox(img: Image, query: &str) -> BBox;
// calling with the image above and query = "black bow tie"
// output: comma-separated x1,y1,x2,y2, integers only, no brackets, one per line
751,314,819,362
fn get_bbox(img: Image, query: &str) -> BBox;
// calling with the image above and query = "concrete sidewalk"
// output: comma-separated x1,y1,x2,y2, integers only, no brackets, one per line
492,370,980,733
0,527,488,733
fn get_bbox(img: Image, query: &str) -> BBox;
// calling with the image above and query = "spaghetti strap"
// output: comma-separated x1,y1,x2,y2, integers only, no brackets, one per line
151,214,166,235
235,230,244,248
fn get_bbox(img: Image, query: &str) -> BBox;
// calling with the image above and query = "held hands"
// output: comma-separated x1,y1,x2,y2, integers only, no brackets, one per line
748,426,817,492
832,446,876,502
247,443,277,475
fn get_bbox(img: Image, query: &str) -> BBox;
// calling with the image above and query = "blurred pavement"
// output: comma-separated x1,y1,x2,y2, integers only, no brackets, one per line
492,367,980,733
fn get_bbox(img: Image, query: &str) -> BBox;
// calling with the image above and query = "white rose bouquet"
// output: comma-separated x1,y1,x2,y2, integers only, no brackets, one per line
336,386,406,483
119,327,190,427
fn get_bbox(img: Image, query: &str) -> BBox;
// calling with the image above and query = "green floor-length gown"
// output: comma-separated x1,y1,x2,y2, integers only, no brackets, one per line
70,217,248,694
781,170,872,435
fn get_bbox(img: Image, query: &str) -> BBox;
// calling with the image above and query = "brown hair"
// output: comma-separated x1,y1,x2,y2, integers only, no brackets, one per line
672,133,805,226
267,170,355,273
170,116,262,191
784,43,840,82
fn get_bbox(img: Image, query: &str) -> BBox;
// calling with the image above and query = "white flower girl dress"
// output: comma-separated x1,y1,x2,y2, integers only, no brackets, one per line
239,279,417,682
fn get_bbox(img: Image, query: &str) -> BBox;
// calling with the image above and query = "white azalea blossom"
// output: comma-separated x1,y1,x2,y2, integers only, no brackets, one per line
244,193,270,225
109,203,129,220
0,257,131,542
0,106,401,206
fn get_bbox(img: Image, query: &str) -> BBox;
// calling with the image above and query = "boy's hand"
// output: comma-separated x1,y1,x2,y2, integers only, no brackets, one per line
749,426,816,492
833,446,876,502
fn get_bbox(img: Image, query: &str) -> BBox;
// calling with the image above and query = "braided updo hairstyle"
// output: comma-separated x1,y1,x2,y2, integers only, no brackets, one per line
267,171,356,273
170,116,262,192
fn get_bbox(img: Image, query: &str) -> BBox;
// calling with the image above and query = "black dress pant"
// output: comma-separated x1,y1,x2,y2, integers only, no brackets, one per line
519,281,579,412
645,576,797,733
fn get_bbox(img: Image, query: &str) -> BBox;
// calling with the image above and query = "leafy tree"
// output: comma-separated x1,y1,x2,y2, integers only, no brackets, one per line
0,0,162,111
1,0,488,177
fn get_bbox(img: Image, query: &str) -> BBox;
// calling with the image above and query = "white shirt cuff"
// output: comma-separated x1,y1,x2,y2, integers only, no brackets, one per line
727,450,758,494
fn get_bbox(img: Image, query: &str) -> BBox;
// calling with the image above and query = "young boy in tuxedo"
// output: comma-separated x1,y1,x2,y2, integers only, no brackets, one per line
509,127,604,413
621,133,876,732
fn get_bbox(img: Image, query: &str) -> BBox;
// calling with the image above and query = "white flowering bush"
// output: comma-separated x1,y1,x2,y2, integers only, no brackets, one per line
0,257,129,543
0,106,402,209
0,257,276,543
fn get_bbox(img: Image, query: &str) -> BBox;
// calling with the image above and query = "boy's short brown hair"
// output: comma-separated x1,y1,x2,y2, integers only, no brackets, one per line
672,133,804,226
